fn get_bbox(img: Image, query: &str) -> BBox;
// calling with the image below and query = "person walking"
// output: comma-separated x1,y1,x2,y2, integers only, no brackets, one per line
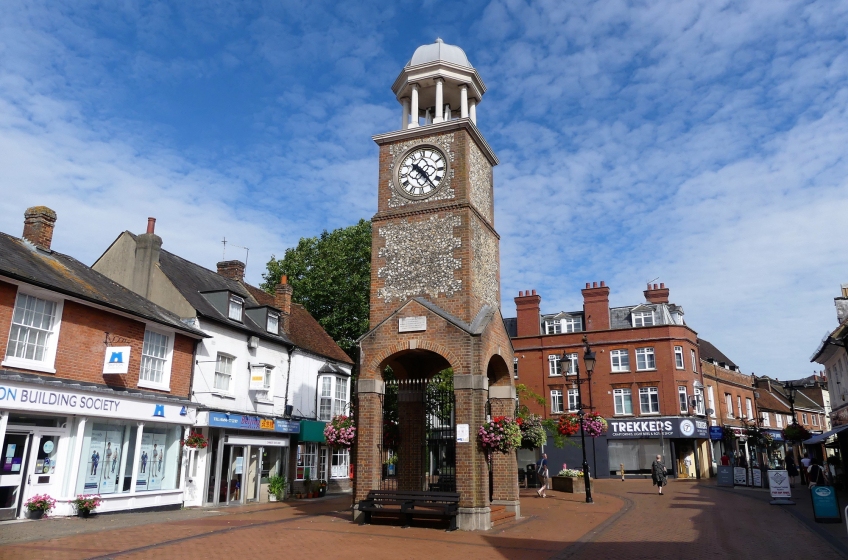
786,455,799,487
808,457,827,488
801,452,812,485
651,454,668,495
536,454,549,498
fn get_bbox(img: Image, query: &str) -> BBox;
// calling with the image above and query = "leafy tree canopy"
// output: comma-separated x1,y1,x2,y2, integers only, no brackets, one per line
262,219,371,358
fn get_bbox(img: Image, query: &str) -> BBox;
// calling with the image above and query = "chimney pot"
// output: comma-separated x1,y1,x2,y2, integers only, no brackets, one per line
216,260,246,282
274,279,293,333
22,206,57,250
660,283,665,288
600,281,606,287
519,291,524,297
532,289,537,296
146,217,156,234
586,283,590,289
593,282,598,288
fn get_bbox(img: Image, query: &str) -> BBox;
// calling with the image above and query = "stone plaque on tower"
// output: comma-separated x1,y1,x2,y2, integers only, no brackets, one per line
355,39,517,531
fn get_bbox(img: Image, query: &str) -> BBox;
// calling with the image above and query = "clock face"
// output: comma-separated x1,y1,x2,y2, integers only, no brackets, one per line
396,145,448,199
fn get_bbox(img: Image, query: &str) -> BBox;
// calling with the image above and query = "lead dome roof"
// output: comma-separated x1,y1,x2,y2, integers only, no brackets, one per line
407,38,472,69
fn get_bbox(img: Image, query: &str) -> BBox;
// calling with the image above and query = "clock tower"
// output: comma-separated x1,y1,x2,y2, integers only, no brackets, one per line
355,39,517,531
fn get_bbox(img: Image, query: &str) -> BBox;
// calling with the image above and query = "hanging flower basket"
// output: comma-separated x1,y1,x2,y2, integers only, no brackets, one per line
557,412,608,437
478,416,521,454
324,415,356,449
182,432,208,449
517,414,547,449
722,425,737,442
783,424,811,442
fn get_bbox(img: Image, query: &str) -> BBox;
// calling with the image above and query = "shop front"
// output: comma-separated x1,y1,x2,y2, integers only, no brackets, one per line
293,420,352,493
0,377,196,519
192,411,299,507
606,417,710,478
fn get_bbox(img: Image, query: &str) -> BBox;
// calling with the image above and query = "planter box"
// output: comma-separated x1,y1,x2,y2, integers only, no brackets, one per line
552,476,591,493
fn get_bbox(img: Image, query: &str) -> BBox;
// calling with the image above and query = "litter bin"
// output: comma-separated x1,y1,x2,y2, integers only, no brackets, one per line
526,463,538,488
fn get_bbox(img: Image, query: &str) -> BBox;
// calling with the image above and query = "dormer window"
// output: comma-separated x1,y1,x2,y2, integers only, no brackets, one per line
267,311,279,334
544,319,561,334
632,311,654,327
228,294,244,321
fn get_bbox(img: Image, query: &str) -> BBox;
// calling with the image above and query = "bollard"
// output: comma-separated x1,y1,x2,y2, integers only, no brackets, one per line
620,463,625,481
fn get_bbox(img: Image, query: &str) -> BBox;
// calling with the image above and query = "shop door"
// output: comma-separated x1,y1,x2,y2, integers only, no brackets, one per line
21,430,63,511
0,432,30,521
224,445,246,505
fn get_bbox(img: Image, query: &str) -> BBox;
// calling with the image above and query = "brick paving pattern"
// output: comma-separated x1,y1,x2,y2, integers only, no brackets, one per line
1,479,844,559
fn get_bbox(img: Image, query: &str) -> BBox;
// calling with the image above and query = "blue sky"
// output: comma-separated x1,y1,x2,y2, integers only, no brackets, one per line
1,0,846,379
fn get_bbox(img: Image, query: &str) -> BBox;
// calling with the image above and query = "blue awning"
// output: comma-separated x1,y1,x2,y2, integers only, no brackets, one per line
804,424,848,445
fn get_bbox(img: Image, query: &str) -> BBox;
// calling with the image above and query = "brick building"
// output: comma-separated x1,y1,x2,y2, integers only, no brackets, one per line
507,282,709,479
0,207,205,520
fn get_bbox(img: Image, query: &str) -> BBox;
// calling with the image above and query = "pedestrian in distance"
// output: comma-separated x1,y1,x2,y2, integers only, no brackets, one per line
720,453,730,466
786,455,799,487
651,454,668,495
801,452,812,484
536,453,549,498
808,457,827,488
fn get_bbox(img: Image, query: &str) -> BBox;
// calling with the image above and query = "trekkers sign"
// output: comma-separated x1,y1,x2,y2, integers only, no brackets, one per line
607,417,709,439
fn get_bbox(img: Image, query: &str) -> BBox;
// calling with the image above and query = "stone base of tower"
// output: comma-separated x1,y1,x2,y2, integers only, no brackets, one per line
491,499,521,519
457,507,491,531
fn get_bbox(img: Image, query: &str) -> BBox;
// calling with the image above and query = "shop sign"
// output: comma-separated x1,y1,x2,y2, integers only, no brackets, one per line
752,468,762,488
764,429,784,442
0,381,195,424
249,366,266,391
207,412,301,434
717,466,734,487
607,417,709,439
709,426,724,440
811,485,841,522
734,467,748,485
102,346,131,374
768,470,792,498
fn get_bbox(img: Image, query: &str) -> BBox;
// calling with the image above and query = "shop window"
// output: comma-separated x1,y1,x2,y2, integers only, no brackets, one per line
140,329,173,389
639,387,659,414
567,389,579,412
214,353,234,392
551,390,563,414
614,388,632,415
611,349,630,372
548,355,562,376
296,443,318,480
135,427,181,492
79,424,125,495
635,348,655,371
331,448,349,479
317,375,349,421
674,346,684,369
3,291,63,372
678,386,688,414
544,319,561,334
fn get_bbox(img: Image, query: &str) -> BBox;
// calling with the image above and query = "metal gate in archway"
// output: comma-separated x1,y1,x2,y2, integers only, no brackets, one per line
380,377,456,491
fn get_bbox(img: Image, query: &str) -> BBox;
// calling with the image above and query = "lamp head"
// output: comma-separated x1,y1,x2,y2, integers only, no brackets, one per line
583,348,596,375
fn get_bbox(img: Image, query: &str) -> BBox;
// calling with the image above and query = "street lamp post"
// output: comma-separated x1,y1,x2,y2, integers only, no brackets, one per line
565,341,596,504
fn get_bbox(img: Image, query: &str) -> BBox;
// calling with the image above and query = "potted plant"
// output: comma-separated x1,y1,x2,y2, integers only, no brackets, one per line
318,480,327,497
551,465,589,493
383,454,398,478
24,494,56,520
72,494,102,518
267,475,286,502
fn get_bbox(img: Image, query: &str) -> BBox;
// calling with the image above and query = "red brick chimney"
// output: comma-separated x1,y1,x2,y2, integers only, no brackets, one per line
217,260,246,282
22,206,57,250
274,275,293,333
644,282,670,304
582,281,610,331
514,289,541,337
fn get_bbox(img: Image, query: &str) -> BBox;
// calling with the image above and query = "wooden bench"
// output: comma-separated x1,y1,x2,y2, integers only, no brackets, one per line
358,490,460,531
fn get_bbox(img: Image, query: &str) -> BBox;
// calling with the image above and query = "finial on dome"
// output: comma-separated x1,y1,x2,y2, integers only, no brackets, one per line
436,37,443,43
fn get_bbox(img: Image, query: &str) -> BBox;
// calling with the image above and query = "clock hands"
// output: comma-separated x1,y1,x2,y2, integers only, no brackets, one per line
411,162,437,190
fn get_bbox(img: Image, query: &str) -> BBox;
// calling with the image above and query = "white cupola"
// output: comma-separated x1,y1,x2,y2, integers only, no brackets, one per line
392,38,486,130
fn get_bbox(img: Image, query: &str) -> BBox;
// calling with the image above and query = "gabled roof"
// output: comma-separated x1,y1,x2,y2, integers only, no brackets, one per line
756,388,791,413
697,338,739,369
0,232,204,338
503,317,517,338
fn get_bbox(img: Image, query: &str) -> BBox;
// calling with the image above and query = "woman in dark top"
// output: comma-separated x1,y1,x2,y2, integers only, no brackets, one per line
651,455,668,495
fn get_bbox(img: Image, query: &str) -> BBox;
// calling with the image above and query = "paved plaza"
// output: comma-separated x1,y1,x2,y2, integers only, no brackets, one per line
1,479,845,559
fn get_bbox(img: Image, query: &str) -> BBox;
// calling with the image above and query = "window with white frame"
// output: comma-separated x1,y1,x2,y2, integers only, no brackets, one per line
639,387,660,414
695,387,705,415
632,311,654,327
802,413,808,424
214,353,234,392
296,443,317,480
614,388,633,415
674,346,684,369
263,365,273,390
563,353,578,375
544,320,561,334
567,389,579,412
725,393,733,418
746,398,753,420
611,349,630,372
707,386,716,417
331,448,349,478
318,375,349,421
140,329,172,388
4,292,62,371
679,386,688,414
737,396,742,419
563,317,582,333
548,354,562,376
267,311,279,334
635,347,656,371
551,390,563,414
776,414,783,428
813,415,818,427
513,357,518,379
691,349,698,372
761,412,770,427
228,294,244,321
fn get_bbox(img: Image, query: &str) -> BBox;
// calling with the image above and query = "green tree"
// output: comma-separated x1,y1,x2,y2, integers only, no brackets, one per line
262,219,371,358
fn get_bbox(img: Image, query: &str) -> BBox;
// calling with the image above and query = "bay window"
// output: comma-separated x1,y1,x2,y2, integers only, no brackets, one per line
317,375,350,421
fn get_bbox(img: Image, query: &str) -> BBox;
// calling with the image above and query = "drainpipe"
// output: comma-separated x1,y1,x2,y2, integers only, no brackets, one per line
284,345,295,416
